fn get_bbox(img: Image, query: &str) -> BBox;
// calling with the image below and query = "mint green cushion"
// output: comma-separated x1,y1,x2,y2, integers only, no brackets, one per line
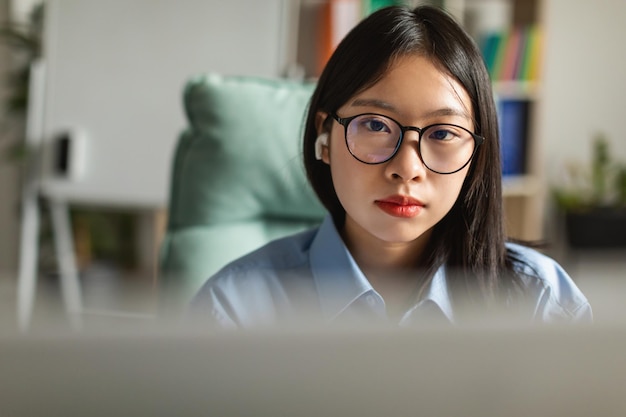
160,74,325,309
168,73,323,227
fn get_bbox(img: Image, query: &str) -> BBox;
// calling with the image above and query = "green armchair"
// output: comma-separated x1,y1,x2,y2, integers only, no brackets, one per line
159,73,325,313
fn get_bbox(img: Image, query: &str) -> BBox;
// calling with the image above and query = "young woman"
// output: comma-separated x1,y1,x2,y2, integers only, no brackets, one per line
190,5,591,328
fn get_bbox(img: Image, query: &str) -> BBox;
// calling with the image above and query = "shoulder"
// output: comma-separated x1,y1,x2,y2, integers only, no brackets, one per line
505,242,592,322
189,227,320,327
217,227,318,274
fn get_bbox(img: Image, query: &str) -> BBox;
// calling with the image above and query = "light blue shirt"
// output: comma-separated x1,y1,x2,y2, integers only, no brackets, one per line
191,215,592,328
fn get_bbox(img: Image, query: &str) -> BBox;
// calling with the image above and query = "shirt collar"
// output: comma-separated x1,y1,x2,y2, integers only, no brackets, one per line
400,265,454,324
309,214,454,323
309,215,375,321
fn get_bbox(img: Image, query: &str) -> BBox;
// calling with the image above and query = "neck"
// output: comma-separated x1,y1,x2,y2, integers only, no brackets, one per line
340,218,432,313
341,220,431,272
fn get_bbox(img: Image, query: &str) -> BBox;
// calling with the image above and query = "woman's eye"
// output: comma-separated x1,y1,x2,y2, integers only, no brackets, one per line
428,128,456,141
364,118,390,133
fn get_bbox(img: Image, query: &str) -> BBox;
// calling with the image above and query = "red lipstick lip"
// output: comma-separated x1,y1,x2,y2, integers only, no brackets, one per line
376,195,425,206
375,195,425,218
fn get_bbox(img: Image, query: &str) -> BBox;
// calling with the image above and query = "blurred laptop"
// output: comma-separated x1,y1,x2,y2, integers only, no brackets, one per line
1,319,625,417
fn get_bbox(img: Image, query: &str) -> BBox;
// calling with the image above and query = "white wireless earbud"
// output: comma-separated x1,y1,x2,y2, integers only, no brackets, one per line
314,133,329,161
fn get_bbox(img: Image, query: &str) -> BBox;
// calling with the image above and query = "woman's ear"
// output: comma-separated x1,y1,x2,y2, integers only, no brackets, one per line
315,111,331,164
315,111,328,135
315,133,329,161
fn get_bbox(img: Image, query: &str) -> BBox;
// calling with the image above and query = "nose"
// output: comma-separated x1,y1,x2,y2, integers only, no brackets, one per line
384,130,427,181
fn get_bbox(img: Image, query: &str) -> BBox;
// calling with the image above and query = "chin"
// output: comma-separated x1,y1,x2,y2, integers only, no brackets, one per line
372,226,430,245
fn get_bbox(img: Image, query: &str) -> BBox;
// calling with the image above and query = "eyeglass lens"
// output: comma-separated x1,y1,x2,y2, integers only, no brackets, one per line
344,114,477,173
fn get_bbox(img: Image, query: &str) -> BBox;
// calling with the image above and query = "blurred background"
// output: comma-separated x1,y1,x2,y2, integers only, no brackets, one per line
1,0,625,331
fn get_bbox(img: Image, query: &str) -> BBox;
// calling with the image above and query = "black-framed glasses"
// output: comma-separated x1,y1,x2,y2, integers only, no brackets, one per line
331,113,484,174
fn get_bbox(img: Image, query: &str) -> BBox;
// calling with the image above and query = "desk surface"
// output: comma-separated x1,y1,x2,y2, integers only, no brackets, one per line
1,322,626,417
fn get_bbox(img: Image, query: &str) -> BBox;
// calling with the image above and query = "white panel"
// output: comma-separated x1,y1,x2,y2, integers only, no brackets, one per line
40,0,293,207
540,0,626,182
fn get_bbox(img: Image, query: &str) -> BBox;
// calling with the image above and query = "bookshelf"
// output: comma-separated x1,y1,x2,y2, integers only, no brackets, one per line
446,0,545,241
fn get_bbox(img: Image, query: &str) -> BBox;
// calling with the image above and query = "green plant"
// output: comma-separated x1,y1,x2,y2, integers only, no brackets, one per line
553,133,626,212
0,3,44,161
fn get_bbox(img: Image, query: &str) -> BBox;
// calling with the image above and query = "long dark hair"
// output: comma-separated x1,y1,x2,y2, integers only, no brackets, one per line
303,5,526,306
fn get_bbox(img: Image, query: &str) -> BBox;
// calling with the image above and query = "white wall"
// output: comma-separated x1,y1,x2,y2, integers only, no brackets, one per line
39,0,294,208
538,0,626,245
540,0,626,183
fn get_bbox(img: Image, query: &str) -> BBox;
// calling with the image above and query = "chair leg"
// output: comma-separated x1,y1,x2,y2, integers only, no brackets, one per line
16,186,41,332
49,199,83,330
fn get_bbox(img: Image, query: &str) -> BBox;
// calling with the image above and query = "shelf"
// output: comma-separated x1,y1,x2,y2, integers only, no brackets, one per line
493,80,539,100
502,174,539,197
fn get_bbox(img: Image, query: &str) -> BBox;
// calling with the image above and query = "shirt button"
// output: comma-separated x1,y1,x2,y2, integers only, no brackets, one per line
365,295,377,306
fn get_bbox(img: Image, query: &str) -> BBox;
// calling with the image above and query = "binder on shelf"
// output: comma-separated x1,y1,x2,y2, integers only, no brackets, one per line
512,27,530,80
481,31,502,78
480,24,542,82
517,26,532,80
524,25,542,81
362,0,405,14
497,99,528,177
500,27,522,81
317,0,362,75
316,0,406,76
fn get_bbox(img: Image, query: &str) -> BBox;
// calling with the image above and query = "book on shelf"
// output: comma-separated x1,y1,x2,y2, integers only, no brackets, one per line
316,0,405,75
497,99,528,177
362,0,406,14
317,0,361,75
481,25,542,82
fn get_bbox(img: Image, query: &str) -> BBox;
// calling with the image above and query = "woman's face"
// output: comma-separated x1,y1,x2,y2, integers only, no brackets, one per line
318,54,475,250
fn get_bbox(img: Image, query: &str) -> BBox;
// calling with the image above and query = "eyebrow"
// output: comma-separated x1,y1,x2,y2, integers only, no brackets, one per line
350,98,398,111
350,98,471,120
